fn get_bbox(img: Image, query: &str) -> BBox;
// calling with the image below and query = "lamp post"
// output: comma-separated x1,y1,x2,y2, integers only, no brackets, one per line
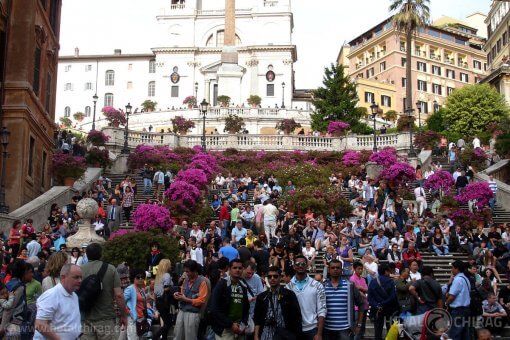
194,82,199,108
370,101,379,152
415,101,422,129
406,107,417,157
91,94,98,131
0,127,10,213
281,82,286,109
200,99,209,151
121,103,132,154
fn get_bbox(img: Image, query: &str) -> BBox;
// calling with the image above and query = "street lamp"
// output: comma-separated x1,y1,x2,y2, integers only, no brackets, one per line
415,101,422,129
0,127,10,213
91,94,98,131
406,107,417,157
200,99,209,151
281,82,286,109
194,82,199,108
121,103,132,154
370,101,379,152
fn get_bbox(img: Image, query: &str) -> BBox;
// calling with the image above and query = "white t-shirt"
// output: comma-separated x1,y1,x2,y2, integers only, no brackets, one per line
473,138,481,149
34,283,81,340
409,272,422,281
263,203,278,222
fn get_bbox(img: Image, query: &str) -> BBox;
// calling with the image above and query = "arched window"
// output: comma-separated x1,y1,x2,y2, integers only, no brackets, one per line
85,106,91,117
148,81,156,97
64,106,71,117
104,93,114,107
105,70,115,86
149,59,156,73
206,30,241,47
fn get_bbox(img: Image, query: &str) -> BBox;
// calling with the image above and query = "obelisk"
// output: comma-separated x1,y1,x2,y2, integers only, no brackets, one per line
217,0,244,104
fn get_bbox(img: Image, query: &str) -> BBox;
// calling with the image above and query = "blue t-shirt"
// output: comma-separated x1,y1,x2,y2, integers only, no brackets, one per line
219,245,239,262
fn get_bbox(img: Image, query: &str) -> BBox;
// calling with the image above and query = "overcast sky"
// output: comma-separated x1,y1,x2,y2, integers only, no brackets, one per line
60,0,492,89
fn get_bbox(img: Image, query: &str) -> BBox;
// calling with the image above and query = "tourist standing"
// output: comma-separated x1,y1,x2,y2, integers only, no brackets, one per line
106,198,122,236
262,200,279,242
445,260,471,340
141,164,154,194
153,168,165,199
368,264,398,340
124,268,149,339
488,174,498,211
409,266,443,315
121,186,134,226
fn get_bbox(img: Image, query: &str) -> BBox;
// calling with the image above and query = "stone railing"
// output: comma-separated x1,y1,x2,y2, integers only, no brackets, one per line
103,128,413,152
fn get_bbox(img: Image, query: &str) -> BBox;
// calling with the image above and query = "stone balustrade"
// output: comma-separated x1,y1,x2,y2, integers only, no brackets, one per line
103,127,413,152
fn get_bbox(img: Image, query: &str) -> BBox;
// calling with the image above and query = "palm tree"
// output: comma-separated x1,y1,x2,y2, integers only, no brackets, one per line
390,0,430,113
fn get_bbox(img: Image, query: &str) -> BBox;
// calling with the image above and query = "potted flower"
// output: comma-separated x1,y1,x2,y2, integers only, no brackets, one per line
86,130,110,146
327,121,350,137
102,106,127,127
183,96,196,109
73,111,85,122
247,95,262,108
60,117,72,128
141,100,157,112
276,118,301,134
223,114,245,134
86,147,112,168
397,115,415,132
217,95,231,107
52,152,86,186
414,130,442,150
171,116,195,135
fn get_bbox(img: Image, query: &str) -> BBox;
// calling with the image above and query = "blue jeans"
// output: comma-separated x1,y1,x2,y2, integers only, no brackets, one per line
489,197,496,210
448,306,471,340
221,220,229,239
143,178,152,193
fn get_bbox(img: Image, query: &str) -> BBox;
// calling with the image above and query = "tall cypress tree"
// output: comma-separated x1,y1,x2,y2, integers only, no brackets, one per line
311,63,361,132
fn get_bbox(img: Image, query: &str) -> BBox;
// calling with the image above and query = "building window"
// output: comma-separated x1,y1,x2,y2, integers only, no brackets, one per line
401,58,406,67
41,151,47,188
105,70,115,86
104,93,114,107
149,59,156,73
417,61,427,72
381,95,391,107
432,83,442,95
460,73,469,82
473,60,482,70
64,83,73,91
366,67,374,78
504,32,508,46
148,81,155,97
28,136,35,178
447,87,454,95
85,64,92,72
432,65,441,76
402,77,407,87
380,62,386,72
64,65,71,72
127,81,133,89
497,39,502,53
84,82,93,90
266,84,275,96
64,106,71,117
364,91,374,103
33,48,41,96
49,0,59,33
417,80,427,92
400,41,406,52
417,101,428,114
171,86,179,97
85,106,91,117
45,73,52,113
446,69,455,79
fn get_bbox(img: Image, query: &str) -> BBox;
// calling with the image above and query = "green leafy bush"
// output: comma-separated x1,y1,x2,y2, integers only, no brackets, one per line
102,229,179,269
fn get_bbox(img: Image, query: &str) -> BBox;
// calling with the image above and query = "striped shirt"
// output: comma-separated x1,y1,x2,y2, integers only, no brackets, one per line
488,179,497,195
324,279,350,331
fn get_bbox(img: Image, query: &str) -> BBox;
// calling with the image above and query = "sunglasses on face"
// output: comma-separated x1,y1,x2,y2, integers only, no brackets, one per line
295,262,307,267
267,274,280,279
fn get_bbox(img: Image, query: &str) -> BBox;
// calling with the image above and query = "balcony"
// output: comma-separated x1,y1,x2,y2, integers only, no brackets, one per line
458,61,468,69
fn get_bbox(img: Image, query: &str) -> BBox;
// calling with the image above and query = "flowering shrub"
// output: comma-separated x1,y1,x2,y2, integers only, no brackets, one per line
455,181,494,209
449,208,481,228
341,151,362,167
171,116,195,133
108,229,134,240
381,162,416,185
327,121,350,135
414,130,442,149
86,147,112,168
183,96,196,106
86,130,110,146
164,180,201,207
458,146,488,171
368,148,397,166
176,168,208,189
424,170,455,193
275,119,301,133
127,145,180,169
52,152,86,181
102,106,127,126
131,204,174,232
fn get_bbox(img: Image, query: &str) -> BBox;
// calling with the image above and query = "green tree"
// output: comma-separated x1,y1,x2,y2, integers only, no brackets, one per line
443,84,510,137
384,110,398,122
310,63,360,132
390,0,430,112
425,108,445,132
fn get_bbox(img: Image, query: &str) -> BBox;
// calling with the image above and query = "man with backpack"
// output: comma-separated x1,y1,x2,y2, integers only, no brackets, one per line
80,243,128,339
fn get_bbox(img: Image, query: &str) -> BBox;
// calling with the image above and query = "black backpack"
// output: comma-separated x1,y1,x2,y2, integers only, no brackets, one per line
77,262,109,312
461,276,483,316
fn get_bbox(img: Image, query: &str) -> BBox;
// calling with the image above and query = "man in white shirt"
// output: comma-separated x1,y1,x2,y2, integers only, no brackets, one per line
262,199,279,241
414,185,427,217
153,168,165,199
188,237,204,266
189,222,204,248
472,136,481,149
34,264,82,340
215,174,226,188
26,233,41,258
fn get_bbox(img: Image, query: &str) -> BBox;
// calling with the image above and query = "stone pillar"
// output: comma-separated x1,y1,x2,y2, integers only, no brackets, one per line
205,79,211,103
224,0,236,46
66,198,105,249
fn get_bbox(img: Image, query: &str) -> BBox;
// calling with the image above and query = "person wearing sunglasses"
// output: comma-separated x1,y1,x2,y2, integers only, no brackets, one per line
253,266,302,340
285,255,327,340
124,269,149,339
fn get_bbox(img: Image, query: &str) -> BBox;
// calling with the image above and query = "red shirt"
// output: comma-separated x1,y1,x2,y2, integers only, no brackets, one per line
403,249,422,262
219,206,230,221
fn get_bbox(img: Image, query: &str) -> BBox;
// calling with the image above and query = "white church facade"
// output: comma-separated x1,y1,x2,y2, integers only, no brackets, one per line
56,0,313,134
